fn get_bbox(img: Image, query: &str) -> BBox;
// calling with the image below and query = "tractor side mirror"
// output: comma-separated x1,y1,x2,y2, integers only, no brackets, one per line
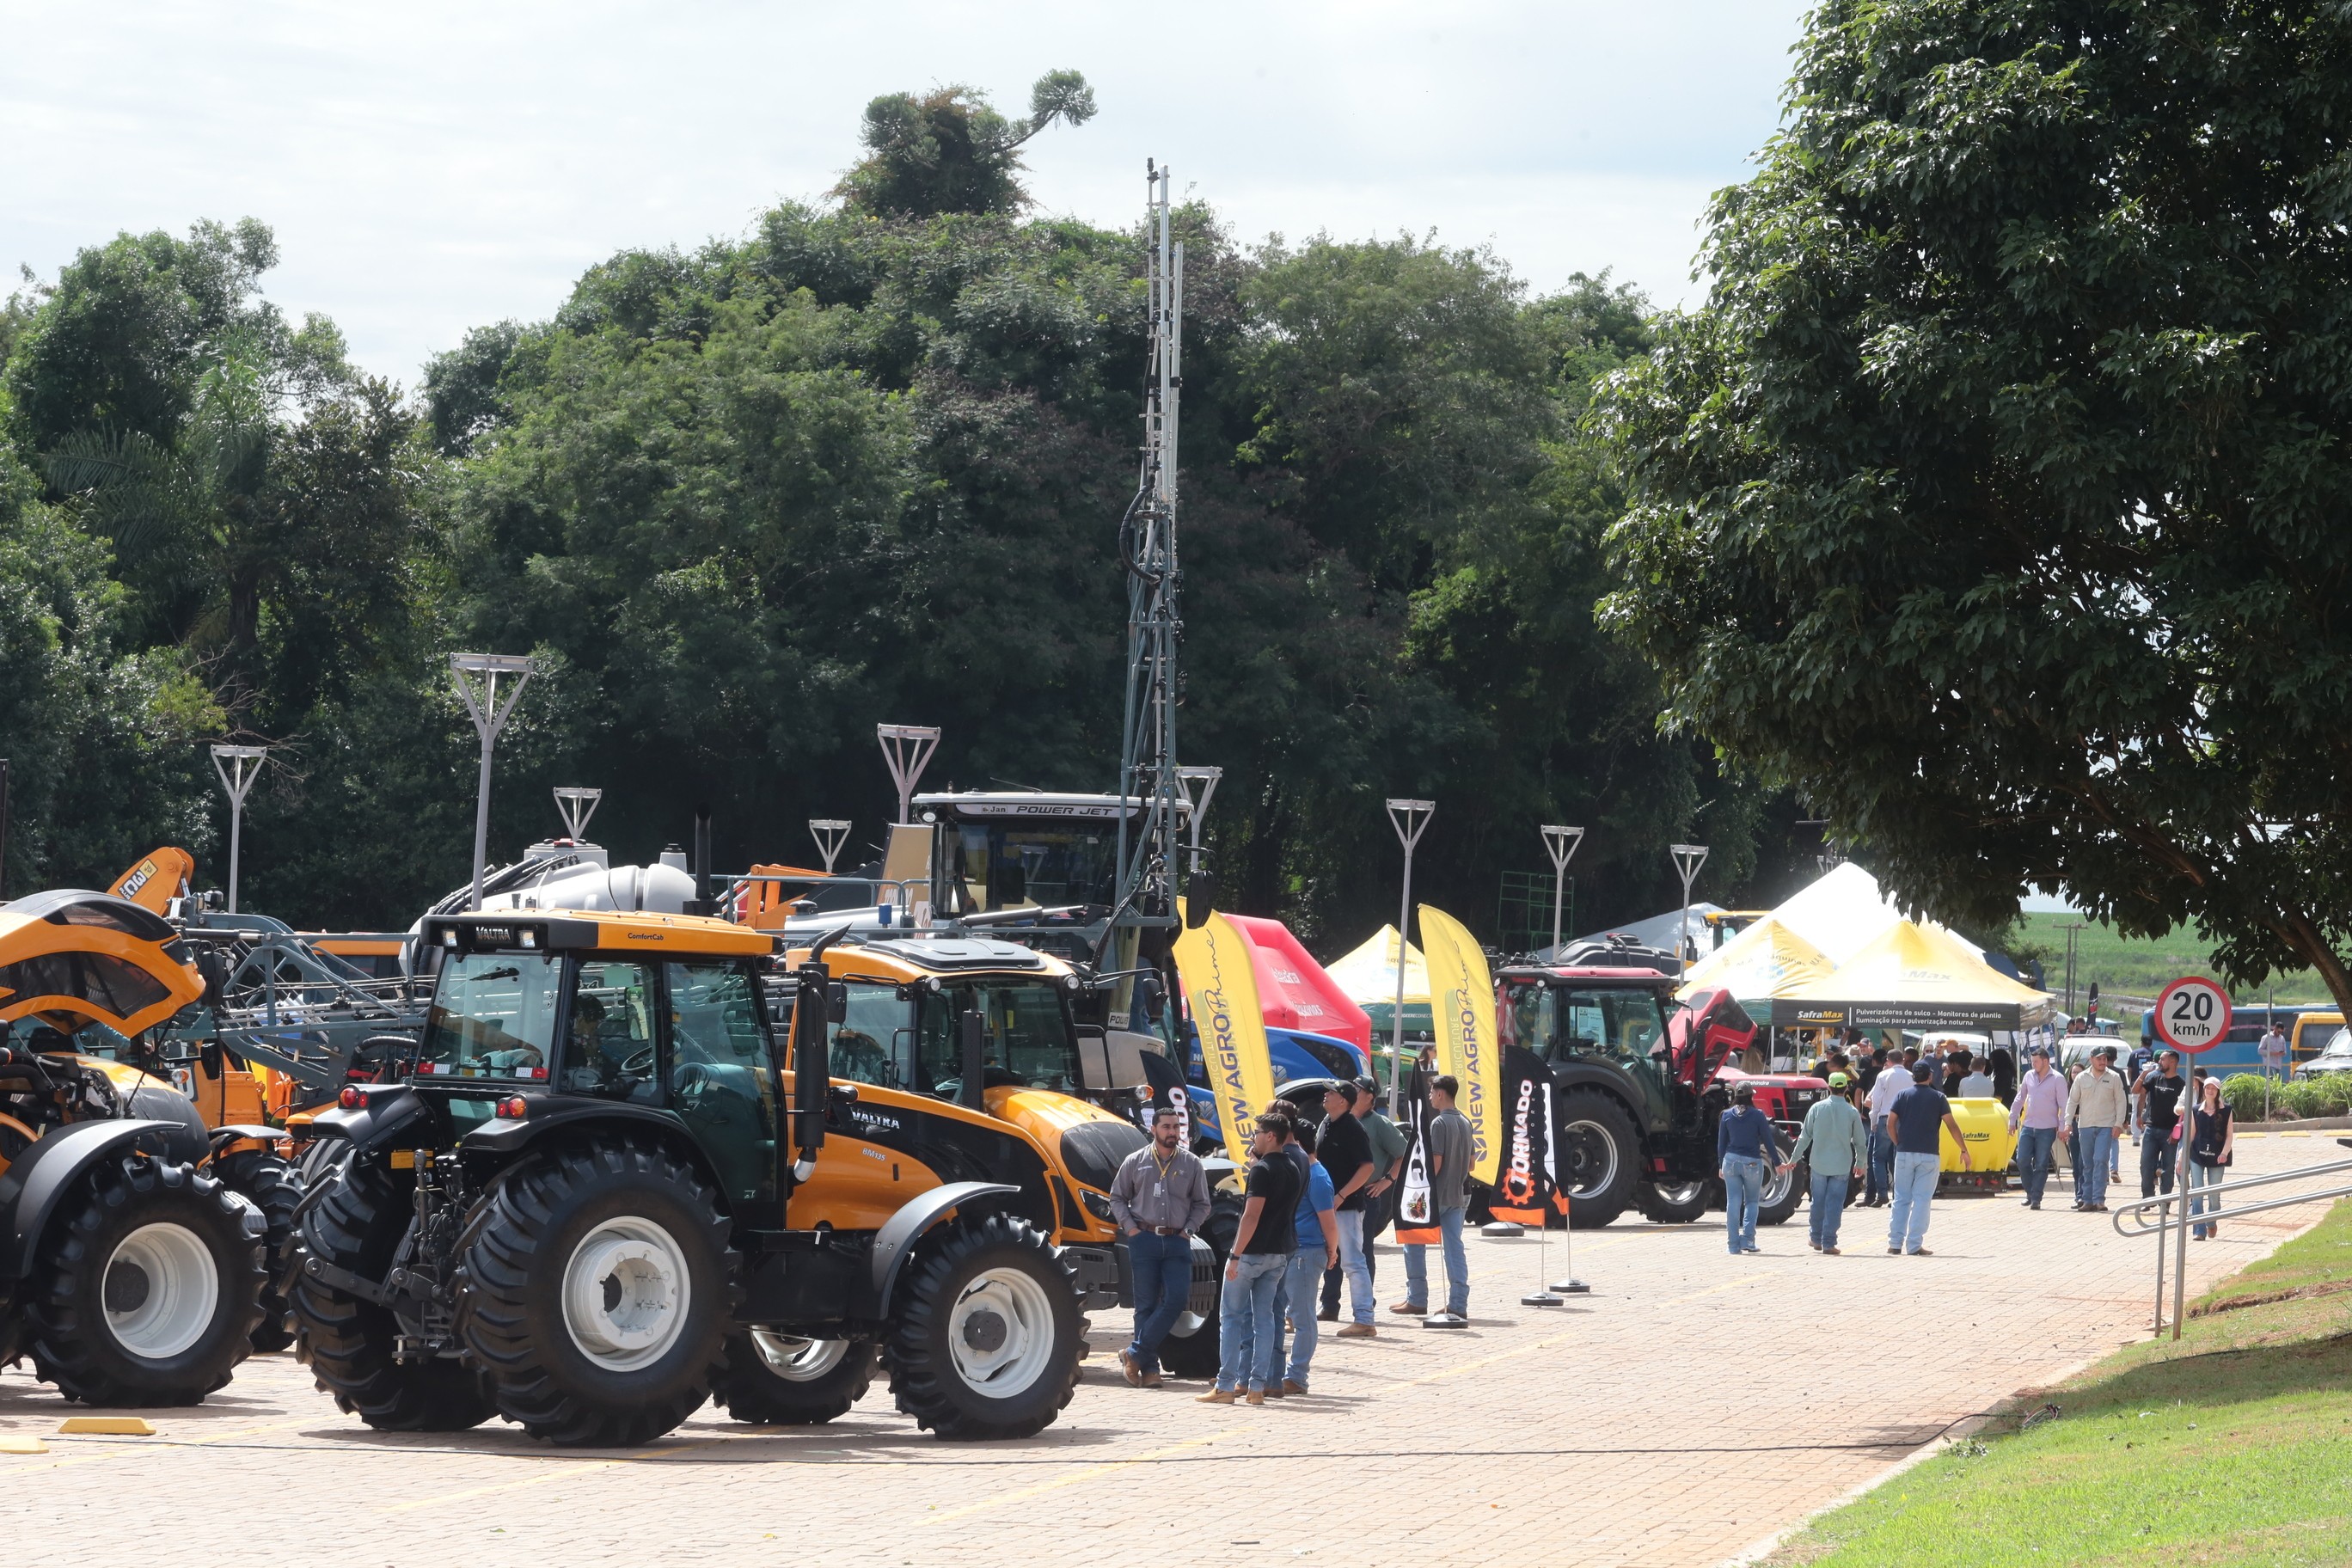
789,964,831,1180
959,1008,985,1111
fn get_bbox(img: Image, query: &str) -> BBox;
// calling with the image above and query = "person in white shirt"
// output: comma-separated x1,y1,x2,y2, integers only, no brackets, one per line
1864,1050,1912,1207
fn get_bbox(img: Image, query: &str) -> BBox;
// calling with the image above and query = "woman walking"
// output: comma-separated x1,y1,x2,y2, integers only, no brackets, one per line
2187,1076,2234,1240
1718,1082,1783,1254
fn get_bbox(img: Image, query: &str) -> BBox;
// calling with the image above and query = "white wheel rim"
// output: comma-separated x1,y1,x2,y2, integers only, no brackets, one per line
104,1222,218,1360
1562,1119,1619,1200
946,1265,1057,1396
1761,1165,1794,1207
749,1329,849,1382
561,1216,691,1372
1657,1180,1706,1206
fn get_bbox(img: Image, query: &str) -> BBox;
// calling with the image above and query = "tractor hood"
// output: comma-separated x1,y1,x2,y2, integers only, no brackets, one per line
1669,987,1756,1095
0,889,205,1037
984,1084,1148,1193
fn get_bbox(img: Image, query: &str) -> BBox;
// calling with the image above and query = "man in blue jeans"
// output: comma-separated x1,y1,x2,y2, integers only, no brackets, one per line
1718,1081,1784,1254
1396,1075,1477,1325
2006,1045,2068,1210
1202,1112,1301,1406
1107,1105,1211,1387
2065,1049,2129,1212
1883,1062,1971,1255
1864,1046,1907,1206
1270,1108,1339,1393
1786,1072,1867,1253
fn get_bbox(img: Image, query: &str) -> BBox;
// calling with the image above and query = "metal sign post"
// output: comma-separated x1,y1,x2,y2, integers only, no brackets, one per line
876,725,940,825
1385,799,1434,1116
2150,974,2232,1338
209,744,268,913
1669,843,1709,977
450,652,538,912
553,786,602,842
1540,825,1584,955
809,819,851,875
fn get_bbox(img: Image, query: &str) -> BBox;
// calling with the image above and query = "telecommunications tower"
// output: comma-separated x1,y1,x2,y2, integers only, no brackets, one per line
1109,162,1192,958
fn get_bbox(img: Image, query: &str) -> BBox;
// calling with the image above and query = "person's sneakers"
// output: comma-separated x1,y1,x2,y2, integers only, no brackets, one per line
1316,1308,1339,1323
1141,1373,1164,1388
1282,1379,1308,1395
1197,1388,1236,1404
1743,1246,1764,1254
1245,1387,1266,1406
1336,1322,1377,1338
1887,1246,1902,1254
1822,1246,1841,1255
1119,1349,1142,1387
1908,1247,1933,1257
2028,1202,2042,1210
1808,1240,1821,1252
1264,1381,1285,1398
1423,1311,1469,1328
1389,1301,1428,1315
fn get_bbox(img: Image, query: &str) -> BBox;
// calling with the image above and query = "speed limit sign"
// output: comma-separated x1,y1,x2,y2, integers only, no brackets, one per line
2154,976,2233,1054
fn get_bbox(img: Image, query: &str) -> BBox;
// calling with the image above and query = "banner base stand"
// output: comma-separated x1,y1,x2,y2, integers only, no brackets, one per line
1521,1289,1564,1307
1550,1277,1591,1294
1480,1221,1525,1238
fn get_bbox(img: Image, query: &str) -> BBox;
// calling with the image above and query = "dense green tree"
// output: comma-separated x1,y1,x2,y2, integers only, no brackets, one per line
836,70,1096,218
1598,0,2352,1013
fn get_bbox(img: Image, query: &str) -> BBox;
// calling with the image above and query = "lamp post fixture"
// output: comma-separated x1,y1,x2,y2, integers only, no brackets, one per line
209,744,268,913
1669,842,1710,977
552,786,602,842
1385,799,1435,1115
876,724,940,824
809,819,851,875
450,652,538,911
1539,825,1585,956
1175,765,1222,872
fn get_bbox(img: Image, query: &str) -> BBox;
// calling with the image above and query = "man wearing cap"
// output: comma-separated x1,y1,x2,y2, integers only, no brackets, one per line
1325,1080,1407,1320
1883,1062,1971,1255
2007,1044,2068,1210
1785,1072,1867,1254
2065,1047,2129,1212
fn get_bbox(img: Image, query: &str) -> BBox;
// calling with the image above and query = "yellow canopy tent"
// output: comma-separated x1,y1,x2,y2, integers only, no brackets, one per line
1325,925,1431,1059
1676,915,1835,1005
1773,920,2051,1031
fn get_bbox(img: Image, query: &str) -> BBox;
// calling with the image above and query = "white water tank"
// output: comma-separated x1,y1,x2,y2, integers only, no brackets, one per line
482,861,695,915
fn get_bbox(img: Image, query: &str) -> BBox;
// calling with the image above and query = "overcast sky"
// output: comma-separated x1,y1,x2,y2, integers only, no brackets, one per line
2,1,1808,388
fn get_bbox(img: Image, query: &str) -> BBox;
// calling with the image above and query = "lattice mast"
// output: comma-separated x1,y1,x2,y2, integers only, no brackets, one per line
1112,162,1187,931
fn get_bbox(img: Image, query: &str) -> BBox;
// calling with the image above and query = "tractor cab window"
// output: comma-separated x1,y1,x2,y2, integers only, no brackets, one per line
945,824,1118,915
420,951,560,1078
913,981,1080,1096
833,983,911,1089
668,961,778,1209
562,959,658,1104
1501,981,1669,1068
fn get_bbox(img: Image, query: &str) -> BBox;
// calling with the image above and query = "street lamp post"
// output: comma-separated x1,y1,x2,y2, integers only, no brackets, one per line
1175,765,1222,872
808,819,850,875
553,786,602,842
1540,825,1585,956
1669,843,1710,977
1385,799,1435,1116
876,724,940,824
209,744,268,913
451,653,538,911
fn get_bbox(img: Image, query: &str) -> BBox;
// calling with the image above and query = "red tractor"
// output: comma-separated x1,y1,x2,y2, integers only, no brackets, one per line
1496,955,1828,1228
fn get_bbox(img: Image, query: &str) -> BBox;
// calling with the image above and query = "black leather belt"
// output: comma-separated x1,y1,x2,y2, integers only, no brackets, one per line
1148,1226,1187,1236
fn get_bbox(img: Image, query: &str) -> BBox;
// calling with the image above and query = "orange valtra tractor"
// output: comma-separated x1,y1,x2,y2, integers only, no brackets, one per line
0,887,268,1403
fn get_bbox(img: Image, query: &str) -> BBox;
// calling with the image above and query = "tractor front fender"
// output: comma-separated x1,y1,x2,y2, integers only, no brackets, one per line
870,1181,1021,1311
0,1119,185,1280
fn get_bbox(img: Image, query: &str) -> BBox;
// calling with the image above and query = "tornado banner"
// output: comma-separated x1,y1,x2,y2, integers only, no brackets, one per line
1488,1044,1557,1225
1173,912,1277,1166
1418,903,1503,1187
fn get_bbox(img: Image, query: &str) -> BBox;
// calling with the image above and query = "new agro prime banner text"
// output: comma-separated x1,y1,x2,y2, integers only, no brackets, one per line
1418,903,1502,1187
1174,912,1277,1166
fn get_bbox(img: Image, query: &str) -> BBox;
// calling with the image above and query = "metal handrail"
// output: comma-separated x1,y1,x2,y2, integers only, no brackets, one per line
2110,1152,2352,1237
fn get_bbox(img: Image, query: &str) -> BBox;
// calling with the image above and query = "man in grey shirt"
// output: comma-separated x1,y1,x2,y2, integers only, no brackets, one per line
1109,1106,1212,1386
1395,1075,1475,1328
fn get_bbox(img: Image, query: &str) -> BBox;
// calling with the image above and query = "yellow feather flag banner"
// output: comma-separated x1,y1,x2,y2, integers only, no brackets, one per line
1173,911,1277,1166
1418,903,1503,1187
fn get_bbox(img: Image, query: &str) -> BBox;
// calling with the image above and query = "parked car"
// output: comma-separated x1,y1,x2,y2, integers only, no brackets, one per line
2293,1028,2352,1079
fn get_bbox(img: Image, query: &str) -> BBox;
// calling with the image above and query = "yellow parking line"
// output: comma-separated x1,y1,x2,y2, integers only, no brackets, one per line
7,1418,312,1472
377,1441,712,1513
924,1427,1250,1525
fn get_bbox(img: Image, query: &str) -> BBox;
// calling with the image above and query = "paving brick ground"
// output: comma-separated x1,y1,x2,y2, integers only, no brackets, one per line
5,1131,2335,1568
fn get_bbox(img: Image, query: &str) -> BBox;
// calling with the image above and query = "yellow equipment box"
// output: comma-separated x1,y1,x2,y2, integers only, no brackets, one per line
1940,1096,2016,1190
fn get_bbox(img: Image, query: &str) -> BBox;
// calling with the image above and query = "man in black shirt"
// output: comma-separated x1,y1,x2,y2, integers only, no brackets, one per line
1201,1112,1299,1406
1317,1083,1376,1338
2137,1050,2188,1198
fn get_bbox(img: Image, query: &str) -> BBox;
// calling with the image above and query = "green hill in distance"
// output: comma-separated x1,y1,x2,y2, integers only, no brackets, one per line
2018,911,2335,1006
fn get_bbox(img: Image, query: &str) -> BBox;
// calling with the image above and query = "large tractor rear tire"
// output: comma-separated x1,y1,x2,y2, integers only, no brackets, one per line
455,1137,736,1448
712,1332,875,1425
214,1149,302,1352
290,1154,497,1431
26,1154,266,1406
1634,1178,1711,1225
885,1211,1081,1440
1555,1089,1640,1229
